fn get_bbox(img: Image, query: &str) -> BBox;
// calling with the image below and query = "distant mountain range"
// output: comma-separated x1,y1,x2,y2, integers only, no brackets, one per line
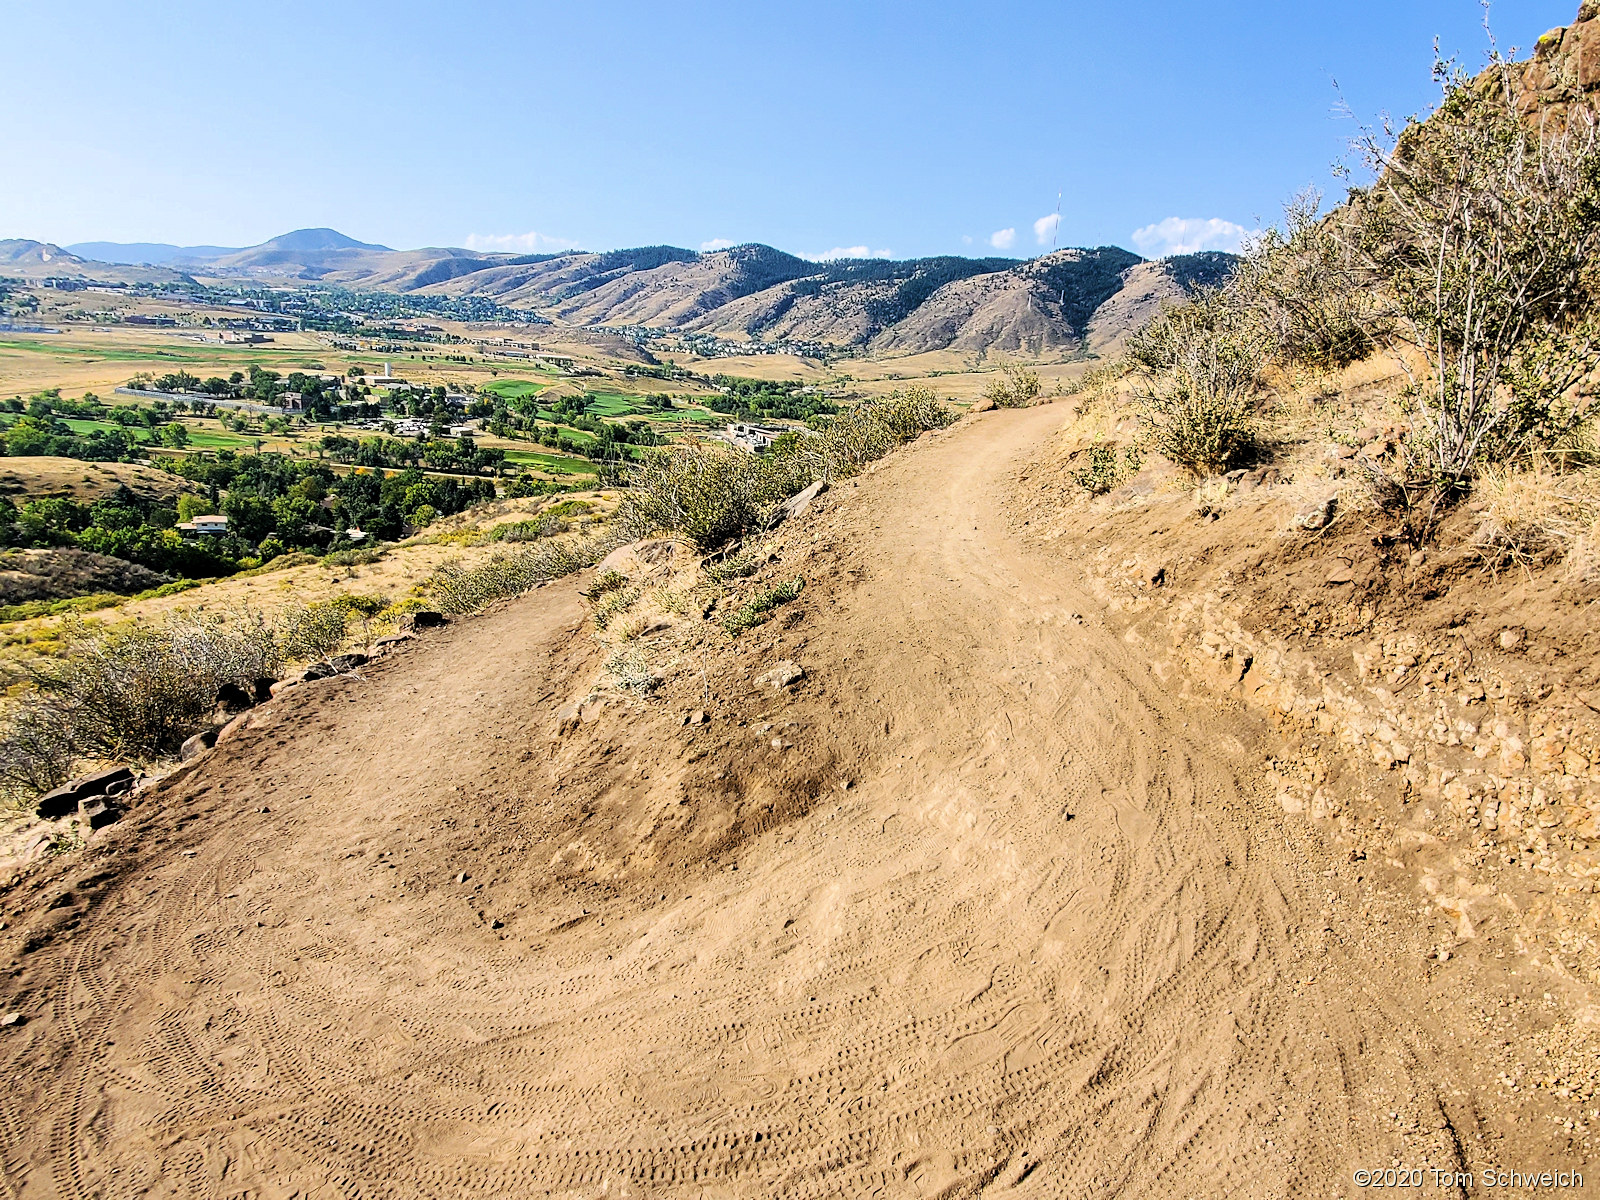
2,228,1235,356
64,228,390,267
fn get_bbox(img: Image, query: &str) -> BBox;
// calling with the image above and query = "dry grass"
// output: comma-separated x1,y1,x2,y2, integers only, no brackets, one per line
426,526,627,615
1472,468,1600,572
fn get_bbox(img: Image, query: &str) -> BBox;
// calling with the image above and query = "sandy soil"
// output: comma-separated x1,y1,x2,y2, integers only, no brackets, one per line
0,406,1581,1197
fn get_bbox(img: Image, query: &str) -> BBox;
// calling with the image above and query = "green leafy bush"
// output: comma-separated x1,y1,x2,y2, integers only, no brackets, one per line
1069,442,1144,495
1127,291,1266,476
275,601,350,662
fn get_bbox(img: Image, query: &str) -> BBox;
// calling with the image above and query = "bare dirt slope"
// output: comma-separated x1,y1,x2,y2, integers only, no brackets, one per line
0,407,1574,1197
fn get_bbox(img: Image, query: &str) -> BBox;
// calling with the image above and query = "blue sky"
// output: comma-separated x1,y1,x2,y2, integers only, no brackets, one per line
0,0,1578,261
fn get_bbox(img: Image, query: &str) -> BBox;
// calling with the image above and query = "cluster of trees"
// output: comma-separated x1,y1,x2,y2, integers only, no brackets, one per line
0,390,191,460
168,452,496,552
704,377,838,424
0,488,235,577
1,447,507,584
317,432,507,476
138,366,364,421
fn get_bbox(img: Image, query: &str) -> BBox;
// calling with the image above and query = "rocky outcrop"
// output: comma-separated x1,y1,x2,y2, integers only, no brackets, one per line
1522,3,1600,103
35,767,133,820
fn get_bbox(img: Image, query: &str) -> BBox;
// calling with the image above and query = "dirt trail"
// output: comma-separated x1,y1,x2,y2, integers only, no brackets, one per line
0,406,1534,1197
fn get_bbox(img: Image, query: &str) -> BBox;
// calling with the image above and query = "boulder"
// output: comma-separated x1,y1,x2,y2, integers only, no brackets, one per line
180,727,220,762
214,709,253,745
78,796,121,830
216,682,254,712
758,660,805,689
768,480,828,528
372,633,416,652
1294,496,1338,532
268,678,302,698
36,766,134,820
301,661,338,682
327,652,369,674
409,610,447,630
971,396,997,413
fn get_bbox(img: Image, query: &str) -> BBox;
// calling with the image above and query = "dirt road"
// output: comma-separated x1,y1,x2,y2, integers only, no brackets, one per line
0,406,1537,1196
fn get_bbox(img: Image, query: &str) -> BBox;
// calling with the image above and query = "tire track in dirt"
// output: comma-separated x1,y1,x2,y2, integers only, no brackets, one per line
0,405,1487,1197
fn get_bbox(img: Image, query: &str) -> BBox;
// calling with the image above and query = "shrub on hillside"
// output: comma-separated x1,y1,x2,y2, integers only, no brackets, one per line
0,694,79,807
721,577,804,635
617,445,766,549
26,610,282,760
605,647,658,695
275,601,351,663
1127,291,1267,476
426,527,626,615
1069,442,1144,495
983,365,1042,408
1337,57,1600,506
1231,188,1386,372
618,388,954,549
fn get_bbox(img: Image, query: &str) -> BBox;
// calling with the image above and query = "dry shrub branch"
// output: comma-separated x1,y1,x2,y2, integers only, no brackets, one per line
1339,56,1600,503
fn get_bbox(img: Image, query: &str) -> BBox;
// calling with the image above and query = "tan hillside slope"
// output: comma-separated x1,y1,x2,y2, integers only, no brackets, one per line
0,240,190,286
0,404,1574,1196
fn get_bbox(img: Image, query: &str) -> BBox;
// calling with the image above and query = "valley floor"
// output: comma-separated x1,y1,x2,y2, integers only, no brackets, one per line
0,406,1586,1197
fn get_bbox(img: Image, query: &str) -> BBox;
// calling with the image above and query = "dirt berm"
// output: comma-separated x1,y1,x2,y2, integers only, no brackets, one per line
0,405,1588,1196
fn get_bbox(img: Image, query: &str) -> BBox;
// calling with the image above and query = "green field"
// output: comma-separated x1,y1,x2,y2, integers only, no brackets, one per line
58,418,126,435
182,425,287,450
482,378,548,400
583,391,646,417
643,406,725,424
500,449,599,474
0,336,314,370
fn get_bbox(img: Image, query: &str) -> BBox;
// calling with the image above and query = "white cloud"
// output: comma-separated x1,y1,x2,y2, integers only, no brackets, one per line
1129,217,1252,258
961,234,973,245
463,230,577,254
802,245,894,261
989,227,1016,250
700,237,736,251
1033,212,1061,245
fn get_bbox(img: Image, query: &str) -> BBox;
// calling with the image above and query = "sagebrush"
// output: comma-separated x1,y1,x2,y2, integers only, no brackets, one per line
619,388,953,549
